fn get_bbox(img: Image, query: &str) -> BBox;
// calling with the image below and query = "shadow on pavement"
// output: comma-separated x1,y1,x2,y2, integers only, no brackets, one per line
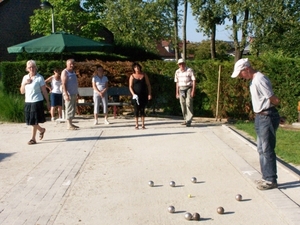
279,181,300,189
0,152,16,162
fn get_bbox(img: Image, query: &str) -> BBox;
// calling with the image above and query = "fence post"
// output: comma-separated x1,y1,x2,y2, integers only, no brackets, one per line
216,65,221,121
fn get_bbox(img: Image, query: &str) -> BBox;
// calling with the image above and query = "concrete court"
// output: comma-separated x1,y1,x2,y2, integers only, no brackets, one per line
0,116,299,225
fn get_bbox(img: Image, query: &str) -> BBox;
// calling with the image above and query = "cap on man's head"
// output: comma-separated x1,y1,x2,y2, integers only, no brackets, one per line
177,58,185,64
231,58,250,78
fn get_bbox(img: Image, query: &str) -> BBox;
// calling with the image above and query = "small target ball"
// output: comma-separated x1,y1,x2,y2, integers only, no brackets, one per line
188,194,192,198
192,212,200,221
168,206,175,213
148,180,154,187
185,212,193,220
217,207,224,214
235,194,242,201
169,181,175,187
191,177,197,183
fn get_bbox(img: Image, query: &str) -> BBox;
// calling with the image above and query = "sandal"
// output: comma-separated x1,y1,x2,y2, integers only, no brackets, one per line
68,126,78,130
135,126,139,130
71,124,79,129
28,139,37,145
39,128,46,140
142,125,146,129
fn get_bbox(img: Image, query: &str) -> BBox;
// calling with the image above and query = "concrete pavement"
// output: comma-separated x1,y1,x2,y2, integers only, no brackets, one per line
0,116,299,224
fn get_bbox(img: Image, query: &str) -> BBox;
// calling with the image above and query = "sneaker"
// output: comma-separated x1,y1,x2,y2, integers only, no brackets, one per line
256,181,278,190
51,117,55,122
94,120,98,125
254,179,266,185
186,123,191,127
104,119,110,125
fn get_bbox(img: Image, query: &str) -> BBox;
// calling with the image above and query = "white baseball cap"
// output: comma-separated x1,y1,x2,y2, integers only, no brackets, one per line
231,58,251,78
177,58,185,64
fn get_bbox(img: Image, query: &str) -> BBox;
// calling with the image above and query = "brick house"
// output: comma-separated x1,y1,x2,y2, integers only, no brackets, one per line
0,0,114,62
0,0,41,61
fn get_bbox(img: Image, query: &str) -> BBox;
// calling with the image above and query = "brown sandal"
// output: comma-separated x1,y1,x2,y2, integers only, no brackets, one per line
28,139,37,145
39,128,46,140
68,126,78,130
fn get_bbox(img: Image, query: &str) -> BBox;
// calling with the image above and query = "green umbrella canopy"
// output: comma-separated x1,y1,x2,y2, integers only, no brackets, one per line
7,32,113,53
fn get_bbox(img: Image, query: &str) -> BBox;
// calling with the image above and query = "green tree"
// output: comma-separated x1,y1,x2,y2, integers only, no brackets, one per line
98,0,173,51
194,40,231,60
189,0,226,59
249,0,300,57
182,0,188,60
30,0,105,40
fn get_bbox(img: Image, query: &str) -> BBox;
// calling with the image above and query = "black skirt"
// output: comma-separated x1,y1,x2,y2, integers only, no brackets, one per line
24,100,46,125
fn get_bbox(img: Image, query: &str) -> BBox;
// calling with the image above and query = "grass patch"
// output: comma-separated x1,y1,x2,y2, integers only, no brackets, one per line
233,121,300,166
0,82,24,123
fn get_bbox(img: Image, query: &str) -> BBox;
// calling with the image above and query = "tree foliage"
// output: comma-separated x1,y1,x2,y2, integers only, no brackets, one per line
30,0,105,40
249,0,300,57
189,0,227,58
98,0,173,51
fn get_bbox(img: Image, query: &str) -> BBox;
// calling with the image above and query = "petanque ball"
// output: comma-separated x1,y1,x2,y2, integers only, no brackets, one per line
168,206,175,213
191,177,197,183
235,194,242,201
169,181,175,187
217,207,224,214
185,212,193,220
148,180,154,187
192,212,200,221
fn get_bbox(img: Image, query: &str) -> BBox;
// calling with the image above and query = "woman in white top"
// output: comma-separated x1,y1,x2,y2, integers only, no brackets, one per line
45,67,62,121
20,60,50,145
92,65,109,125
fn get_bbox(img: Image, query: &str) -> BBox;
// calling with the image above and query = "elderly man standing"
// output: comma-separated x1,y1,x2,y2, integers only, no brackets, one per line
231,58,281,190
174,58,196,127
61,59,79,130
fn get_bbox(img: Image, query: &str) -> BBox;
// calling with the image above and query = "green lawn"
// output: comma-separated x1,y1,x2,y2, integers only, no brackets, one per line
233,121,300,166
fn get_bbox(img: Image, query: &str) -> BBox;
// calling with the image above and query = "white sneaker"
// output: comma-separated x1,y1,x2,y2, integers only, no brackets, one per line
94,120,98,125
51,117,55,122
104,119,110,125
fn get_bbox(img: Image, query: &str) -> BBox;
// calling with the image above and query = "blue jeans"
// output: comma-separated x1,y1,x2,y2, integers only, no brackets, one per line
255,108,280,183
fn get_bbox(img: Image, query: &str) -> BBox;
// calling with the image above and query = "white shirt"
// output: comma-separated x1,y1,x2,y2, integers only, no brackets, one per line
250,72,274,113
174,67,195,87
92,75,108,95
21,73,45,103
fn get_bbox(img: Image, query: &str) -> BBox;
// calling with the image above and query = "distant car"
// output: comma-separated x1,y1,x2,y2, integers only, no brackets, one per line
228,53,235,57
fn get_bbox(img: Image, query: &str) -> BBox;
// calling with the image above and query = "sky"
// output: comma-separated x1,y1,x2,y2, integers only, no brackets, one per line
182,5,232,43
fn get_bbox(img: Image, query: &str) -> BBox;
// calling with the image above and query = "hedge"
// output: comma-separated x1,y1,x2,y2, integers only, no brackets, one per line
1,55,300,122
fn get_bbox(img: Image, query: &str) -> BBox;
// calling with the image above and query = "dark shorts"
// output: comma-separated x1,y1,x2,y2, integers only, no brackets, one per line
24,100,46,125
50,93,63,107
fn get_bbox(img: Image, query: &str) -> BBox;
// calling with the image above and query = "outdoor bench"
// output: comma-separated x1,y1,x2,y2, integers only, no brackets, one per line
77,87,132,118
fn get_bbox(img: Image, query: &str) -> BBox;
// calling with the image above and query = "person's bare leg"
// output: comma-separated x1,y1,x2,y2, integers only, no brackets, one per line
50,107,55,121
30,125,38,142
57,106,62,118
104,113,110,124
94,113,98,125
142,116,145,129
135,117,139,129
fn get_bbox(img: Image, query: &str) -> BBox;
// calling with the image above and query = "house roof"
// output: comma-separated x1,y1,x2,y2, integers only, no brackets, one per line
156,41,175,59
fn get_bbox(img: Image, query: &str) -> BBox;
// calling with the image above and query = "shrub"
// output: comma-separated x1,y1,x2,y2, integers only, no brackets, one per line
0,81,24,123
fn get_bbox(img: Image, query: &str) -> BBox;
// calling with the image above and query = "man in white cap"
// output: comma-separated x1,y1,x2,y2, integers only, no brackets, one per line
231,58,281,190
174,58,196,127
